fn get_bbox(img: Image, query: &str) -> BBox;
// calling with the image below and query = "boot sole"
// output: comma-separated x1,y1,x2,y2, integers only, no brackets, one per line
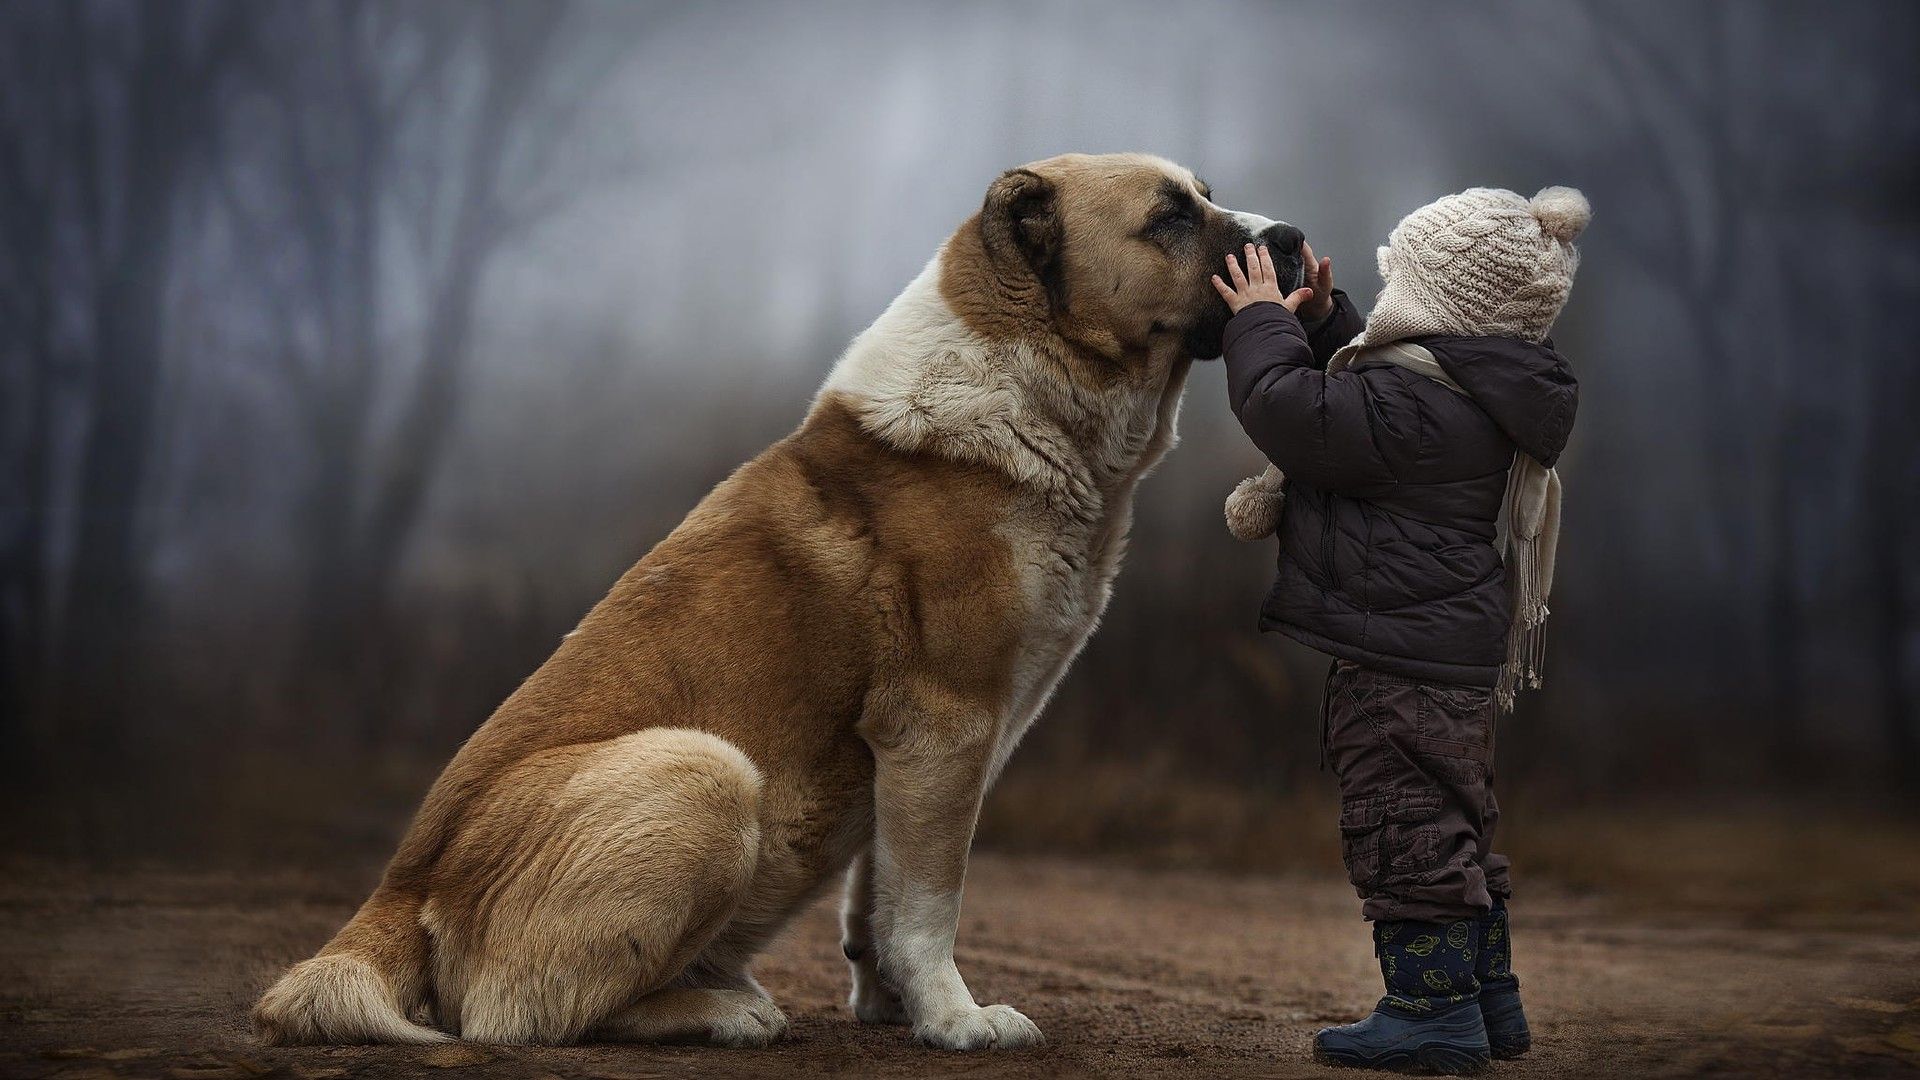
1490,1036,1531,1060
1313,1044,1491,1075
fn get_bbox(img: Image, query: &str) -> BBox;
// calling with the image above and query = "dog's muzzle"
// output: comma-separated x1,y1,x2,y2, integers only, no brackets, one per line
1257,222,1307,292
1228,211,1307,292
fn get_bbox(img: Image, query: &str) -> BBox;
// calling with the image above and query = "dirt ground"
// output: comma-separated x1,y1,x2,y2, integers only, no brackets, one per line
4,853,1918,1080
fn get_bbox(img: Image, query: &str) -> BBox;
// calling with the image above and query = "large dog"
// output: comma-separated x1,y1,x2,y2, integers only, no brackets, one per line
255,153,1303,1051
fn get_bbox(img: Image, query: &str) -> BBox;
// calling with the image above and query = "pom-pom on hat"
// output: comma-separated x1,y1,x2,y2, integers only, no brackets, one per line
1368,185,1589,344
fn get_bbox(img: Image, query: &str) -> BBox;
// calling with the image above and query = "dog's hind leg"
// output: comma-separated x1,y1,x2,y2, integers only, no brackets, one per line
593,987,788,1047
430,728,763,1045
590,929,791,1046
589,887,815,1048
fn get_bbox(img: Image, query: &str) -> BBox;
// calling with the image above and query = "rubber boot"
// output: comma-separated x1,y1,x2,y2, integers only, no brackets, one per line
1313,918,1490,1075
1476,900,1530,1059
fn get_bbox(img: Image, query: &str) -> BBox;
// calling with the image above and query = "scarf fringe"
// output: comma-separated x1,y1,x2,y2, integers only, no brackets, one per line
1494,453,1561,714
1494,539,1549,712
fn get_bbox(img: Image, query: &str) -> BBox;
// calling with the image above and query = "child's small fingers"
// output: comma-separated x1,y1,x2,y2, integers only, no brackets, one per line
1211,274,1236,301
1225,253,1248,289
1243,243,1262,283
1284,286,1315,310
1257,243,1277,282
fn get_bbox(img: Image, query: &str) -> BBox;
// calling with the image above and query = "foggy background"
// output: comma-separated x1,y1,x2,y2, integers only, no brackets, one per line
3,0,1916,876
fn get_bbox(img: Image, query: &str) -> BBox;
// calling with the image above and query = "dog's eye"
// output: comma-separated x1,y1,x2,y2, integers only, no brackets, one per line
1150,208,1194,233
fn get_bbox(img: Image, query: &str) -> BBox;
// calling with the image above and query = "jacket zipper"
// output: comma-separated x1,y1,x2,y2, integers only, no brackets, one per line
1321,494,1340,589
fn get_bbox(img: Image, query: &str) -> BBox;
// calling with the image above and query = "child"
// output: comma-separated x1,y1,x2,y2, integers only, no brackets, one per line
1209,186,1588,1074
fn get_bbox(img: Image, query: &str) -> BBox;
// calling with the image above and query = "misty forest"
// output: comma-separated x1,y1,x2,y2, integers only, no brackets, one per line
4,3,1920,1078
6,0,1914,855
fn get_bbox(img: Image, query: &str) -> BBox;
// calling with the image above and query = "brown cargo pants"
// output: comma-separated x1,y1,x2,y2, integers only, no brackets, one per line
1323,661,1512,922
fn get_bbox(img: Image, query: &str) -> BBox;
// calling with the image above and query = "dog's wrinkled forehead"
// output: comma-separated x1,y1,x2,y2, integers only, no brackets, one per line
1023,153,1289,227
1027,153,1201,222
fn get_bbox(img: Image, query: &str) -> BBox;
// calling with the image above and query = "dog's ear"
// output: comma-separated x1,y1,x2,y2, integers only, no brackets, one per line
981,168,1063,308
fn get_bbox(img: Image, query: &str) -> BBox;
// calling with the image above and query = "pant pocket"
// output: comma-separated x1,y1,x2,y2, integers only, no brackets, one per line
1338,793,1390,892
1344,789,1447,888
1416,684,1495,753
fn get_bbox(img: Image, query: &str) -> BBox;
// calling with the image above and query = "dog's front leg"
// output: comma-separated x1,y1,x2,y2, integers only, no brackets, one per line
860,698,1041,1050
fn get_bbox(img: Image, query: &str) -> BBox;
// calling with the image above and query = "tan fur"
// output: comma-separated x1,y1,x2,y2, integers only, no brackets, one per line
254,153,1271,1051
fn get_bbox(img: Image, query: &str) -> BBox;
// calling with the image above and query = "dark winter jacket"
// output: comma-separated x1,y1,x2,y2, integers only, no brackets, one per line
1222,291,1578,685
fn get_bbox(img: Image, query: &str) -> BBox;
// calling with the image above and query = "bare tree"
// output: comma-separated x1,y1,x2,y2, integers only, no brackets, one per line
0,3,254,772
1565,2,1823,756
0,4,71,751
1860,276,1920,793
208,1,642,738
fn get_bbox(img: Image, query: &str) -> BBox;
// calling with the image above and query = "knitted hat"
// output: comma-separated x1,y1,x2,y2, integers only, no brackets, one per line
1368,186,1589,344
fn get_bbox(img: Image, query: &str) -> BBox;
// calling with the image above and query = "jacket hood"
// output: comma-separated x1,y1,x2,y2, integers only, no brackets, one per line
1421,336,1578,467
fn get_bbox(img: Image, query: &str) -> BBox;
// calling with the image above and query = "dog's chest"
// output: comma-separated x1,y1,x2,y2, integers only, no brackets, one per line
984,377,1183,780
983,506,1133,782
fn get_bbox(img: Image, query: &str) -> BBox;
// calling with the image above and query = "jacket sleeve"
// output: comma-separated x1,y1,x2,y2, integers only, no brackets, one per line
1299,288,1364,369
1221,301,1394,494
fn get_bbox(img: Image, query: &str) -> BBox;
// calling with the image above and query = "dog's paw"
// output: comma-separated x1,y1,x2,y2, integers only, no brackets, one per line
850,976,910,1025
914,1003,1043,1050
709,994,789,1048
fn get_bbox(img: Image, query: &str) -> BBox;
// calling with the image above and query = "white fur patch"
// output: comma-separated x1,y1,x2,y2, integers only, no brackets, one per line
818,253,1100,516
1226,207,1281,235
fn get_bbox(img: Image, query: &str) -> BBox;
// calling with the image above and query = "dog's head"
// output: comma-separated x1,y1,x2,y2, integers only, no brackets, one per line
965,153,1302,362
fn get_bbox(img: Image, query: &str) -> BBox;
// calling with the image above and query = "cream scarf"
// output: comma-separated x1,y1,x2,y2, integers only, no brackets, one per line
1223,328,1562,712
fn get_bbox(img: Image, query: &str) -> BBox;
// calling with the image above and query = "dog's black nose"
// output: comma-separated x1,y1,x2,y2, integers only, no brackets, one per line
1262,222,1304,255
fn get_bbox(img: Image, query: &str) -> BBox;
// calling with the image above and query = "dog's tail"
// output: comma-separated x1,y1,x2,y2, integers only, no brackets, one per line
254,884,450,1045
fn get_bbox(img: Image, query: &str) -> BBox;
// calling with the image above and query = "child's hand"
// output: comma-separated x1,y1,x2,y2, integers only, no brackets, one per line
1211,242,1314,316
1297,241,1335,322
